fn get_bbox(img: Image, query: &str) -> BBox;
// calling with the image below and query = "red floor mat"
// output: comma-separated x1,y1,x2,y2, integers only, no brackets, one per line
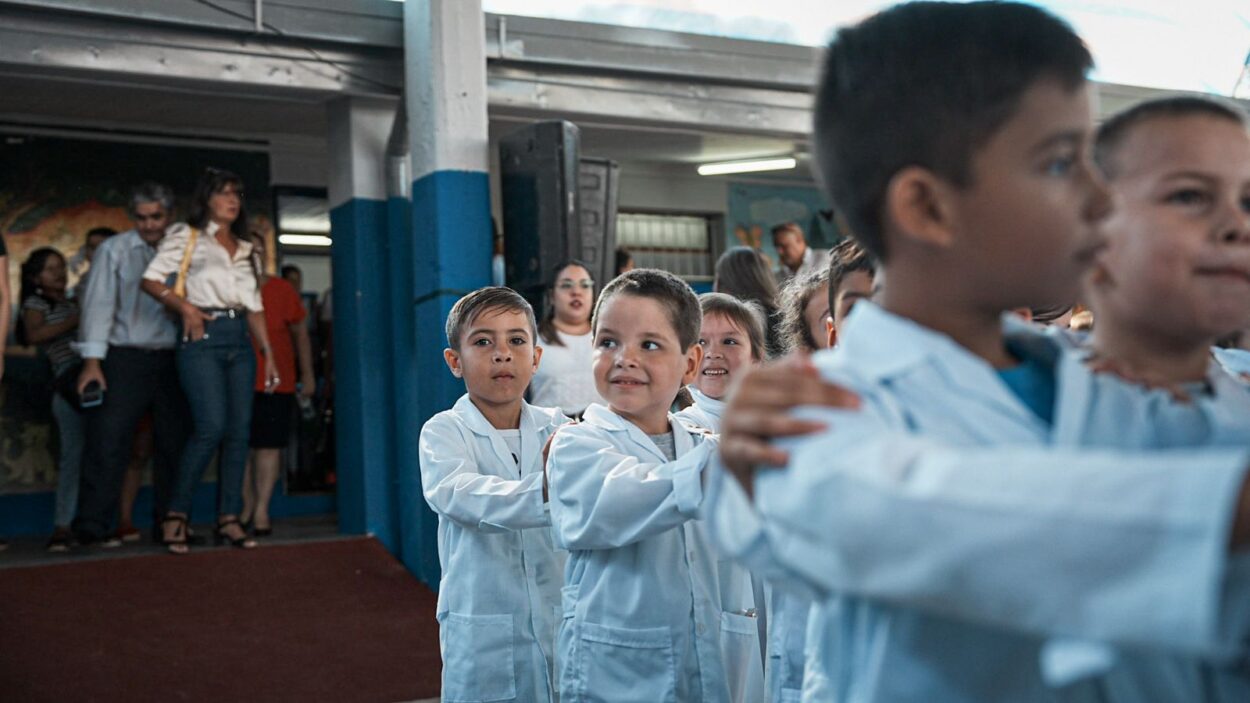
0,537,440,702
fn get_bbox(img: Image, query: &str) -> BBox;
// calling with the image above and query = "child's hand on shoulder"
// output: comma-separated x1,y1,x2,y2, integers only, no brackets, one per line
720,353,860,498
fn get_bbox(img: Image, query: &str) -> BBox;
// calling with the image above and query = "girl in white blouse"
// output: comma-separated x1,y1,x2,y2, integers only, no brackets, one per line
141,168,279,554
529,260,606,418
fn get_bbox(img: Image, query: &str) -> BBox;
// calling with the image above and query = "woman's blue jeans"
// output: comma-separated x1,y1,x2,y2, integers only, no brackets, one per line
169,314,256,517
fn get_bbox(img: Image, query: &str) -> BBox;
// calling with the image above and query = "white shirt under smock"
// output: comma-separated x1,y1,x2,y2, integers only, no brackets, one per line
703,302,1250,703
419,394,568,703
142,221,263,313
531,330,605,416
549,403,761,703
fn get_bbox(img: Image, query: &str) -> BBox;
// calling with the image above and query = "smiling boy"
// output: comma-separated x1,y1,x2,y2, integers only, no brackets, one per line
548,269,753,702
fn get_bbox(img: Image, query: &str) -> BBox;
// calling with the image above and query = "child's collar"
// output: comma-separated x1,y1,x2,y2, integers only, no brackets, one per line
452,393,534,436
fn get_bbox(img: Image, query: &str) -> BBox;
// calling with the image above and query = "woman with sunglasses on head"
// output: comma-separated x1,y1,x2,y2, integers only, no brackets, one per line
140,168,279,554
529,259,605,419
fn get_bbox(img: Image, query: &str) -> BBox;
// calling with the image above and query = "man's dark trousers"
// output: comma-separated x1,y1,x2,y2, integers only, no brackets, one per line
73,347,189,542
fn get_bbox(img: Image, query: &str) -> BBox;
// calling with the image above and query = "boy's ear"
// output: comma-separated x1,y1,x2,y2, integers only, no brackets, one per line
681,343,705,385
443,348,463,378
885,166,958,250
532,344,543,372
826,317,836,349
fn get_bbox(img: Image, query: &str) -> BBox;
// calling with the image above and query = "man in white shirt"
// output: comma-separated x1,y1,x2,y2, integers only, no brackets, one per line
772,222,829,284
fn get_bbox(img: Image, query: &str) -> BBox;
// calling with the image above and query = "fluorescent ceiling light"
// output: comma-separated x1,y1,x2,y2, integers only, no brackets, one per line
697,157,796,176
279,234,332,247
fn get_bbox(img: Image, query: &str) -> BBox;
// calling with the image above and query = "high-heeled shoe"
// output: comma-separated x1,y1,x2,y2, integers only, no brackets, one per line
161,515,189,555
215,518,257,549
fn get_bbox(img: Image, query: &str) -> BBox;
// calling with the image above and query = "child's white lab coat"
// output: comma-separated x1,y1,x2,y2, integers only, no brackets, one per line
704,302,1250,703
549,403,749,703
675,387,767,703
419,394,568,703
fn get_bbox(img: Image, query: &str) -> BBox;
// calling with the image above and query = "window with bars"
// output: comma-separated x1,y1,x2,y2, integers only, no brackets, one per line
615,212,716,280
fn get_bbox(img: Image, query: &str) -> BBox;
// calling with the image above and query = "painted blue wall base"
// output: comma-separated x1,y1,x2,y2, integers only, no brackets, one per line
400,169,493,588
1,484,334,537
330,197,399,552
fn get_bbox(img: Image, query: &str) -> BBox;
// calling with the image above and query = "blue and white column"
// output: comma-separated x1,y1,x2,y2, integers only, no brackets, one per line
326,96,400,552
400,0,493,583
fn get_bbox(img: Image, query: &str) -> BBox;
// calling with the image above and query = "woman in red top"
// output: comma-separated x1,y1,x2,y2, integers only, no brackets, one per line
242,219,315,536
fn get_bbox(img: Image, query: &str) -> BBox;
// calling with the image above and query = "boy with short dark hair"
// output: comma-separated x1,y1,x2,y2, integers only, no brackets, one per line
419,287,566,703
704,3,1250,702
548,269,750,702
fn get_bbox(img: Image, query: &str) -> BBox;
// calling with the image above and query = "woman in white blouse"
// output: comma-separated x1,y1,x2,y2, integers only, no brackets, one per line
141,168,279,554
529,259,606,418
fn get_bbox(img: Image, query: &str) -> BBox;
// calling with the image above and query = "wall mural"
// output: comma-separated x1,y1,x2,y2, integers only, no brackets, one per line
0,133,270,493
725,181,840,268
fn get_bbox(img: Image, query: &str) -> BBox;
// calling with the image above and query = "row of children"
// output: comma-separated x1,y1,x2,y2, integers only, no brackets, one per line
418,1,1250,701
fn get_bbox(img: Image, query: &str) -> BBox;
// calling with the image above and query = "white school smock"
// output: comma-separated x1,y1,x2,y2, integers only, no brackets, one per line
703,302,1250,703
676,386,726,431
419,395,568,703
549,403,747,703
678,383,815,703
1214,346,1250,380
675,388,767,703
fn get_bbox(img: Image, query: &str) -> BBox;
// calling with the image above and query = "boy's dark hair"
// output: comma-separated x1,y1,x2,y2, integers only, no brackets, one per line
1094,96,1250,180
593,268,701,351
700,292,769,361
538,258,594,347
827,239,877,315
281,264,302,279
614,248,634,276
777,268,830,354
445,286,538,350
813,1,1092,261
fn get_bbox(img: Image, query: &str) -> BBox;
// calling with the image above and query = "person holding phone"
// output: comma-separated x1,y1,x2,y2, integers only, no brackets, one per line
141,168,279,554
74,183,190,549
18,248,83,552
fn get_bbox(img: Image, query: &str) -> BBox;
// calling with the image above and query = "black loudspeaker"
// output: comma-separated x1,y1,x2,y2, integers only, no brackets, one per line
578,157,620,288
499,121,621,310
499,121,581,310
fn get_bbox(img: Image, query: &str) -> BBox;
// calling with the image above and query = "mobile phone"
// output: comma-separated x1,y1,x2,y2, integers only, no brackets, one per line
80,381,104,409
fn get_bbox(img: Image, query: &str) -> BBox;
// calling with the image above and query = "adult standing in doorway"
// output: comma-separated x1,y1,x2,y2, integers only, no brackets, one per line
241,220,315,537
73,183,189,547
771,222,829,284
529,260,605,418
142,168,279,554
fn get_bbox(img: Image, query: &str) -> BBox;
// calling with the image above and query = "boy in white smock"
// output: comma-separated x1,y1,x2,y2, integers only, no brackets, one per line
419,287,567,703
547,269,747,702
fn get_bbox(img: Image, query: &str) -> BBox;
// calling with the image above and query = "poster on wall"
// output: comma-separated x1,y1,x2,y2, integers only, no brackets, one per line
725,181,840,269
0,133,270,494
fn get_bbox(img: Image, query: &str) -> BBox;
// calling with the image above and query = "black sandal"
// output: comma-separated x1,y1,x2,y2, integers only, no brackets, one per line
161,515,189,555
215,518,257,549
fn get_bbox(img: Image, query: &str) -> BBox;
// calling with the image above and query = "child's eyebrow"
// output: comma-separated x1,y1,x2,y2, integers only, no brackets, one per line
1157,170,1219,184
1029,130,1085,154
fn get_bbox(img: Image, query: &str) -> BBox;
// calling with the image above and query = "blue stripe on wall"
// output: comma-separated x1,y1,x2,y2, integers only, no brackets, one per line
330,197,399,552
400,169,492,587
0,484,334,537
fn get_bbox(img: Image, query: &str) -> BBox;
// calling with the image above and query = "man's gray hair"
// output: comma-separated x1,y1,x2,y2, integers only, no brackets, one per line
129,181,175,215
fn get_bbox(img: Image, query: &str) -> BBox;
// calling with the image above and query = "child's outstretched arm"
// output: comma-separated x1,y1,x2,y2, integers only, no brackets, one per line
418,415,551,533
548,426,711,551
722,401,1250,656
